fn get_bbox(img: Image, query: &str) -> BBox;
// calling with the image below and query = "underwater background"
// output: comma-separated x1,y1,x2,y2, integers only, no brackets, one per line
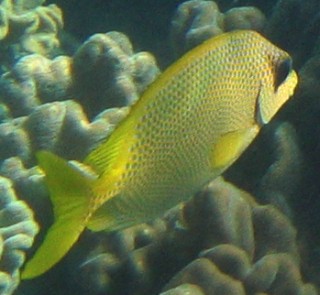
0,0,319,294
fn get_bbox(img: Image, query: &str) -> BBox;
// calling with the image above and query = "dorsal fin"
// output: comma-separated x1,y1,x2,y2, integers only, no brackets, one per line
84,116,136,176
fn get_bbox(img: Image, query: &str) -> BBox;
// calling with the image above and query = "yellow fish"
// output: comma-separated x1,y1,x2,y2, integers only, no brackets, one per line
21,30,297,279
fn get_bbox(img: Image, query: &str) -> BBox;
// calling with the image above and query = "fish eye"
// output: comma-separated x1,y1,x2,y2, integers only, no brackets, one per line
274,57,292,90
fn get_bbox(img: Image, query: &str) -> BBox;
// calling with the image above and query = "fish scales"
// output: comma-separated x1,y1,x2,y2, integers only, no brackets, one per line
89,31,287,218
21,30,297,279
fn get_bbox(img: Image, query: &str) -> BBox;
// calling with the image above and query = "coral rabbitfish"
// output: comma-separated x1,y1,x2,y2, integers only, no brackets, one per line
22,30,297,279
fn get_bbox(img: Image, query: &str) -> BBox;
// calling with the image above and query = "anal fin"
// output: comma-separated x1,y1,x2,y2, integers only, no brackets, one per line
87,195,137,232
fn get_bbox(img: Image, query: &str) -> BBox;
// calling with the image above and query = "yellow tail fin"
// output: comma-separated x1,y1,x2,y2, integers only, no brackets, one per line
21,151,94,279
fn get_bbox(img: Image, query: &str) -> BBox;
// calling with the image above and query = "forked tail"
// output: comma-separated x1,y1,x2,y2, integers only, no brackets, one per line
21,151,95,279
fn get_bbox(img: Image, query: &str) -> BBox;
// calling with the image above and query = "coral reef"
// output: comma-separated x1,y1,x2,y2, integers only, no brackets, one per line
0,0,318,294
165,3,320,289
170,0,320,67
0,176,38,295
171,0,266,55
282,51,320,289
0,101,128,166
77,178,316,295
72,31,160,117
162,253,317,294
0,0,63,71
0,157,50,230
225,121,305,219
255,122,304,217
0,8,160,294
0,31,160,119
264,0,320,67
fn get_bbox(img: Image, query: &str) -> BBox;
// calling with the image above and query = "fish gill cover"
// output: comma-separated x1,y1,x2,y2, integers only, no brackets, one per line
0,0,318,294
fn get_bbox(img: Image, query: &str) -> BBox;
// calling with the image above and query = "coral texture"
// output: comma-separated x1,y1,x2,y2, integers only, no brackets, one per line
0,5,159,285
0,31,159,119
255,122,303,217
0,176,39,295
264,0,320,66
166,183,313,294
0,0,63,71
171,0,266,55
0,18,159,295
77,178,316,295
72,31,160,117
0,101,128,166
0,0,319,294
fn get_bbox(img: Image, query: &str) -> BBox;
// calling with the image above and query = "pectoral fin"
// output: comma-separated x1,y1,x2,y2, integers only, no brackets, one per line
211,125,259,169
